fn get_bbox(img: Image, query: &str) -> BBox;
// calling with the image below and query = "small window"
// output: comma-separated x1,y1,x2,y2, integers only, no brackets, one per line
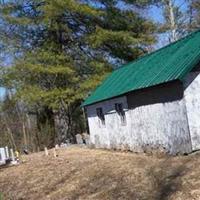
115,103,126,125
96,107,105,126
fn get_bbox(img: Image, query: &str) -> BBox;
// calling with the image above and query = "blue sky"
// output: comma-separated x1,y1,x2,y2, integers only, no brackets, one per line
149,0,187,22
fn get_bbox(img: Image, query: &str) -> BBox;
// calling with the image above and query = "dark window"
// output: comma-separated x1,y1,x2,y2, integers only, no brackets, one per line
115,103,126,125
96,107,105,126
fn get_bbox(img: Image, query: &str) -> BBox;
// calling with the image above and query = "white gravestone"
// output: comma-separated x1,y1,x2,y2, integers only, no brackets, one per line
53,148,58,158
5,146,9,159
44,147,49,156
76,134,83,145
83,133,90,146
10,149,15,161
10,149,18,165
0,148,6,165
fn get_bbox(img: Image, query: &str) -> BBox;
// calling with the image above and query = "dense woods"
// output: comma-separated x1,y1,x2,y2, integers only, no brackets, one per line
0,0,200,152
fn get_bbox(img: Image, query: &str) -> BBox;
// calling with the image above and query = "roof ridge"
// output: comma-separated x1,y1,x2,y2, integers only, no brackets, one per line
116,29,200,71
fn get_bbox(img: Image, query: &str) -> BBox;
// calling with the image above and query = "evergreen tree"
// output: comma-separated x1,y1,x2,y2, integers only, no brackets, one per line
187,0,200,30
0,0,157,147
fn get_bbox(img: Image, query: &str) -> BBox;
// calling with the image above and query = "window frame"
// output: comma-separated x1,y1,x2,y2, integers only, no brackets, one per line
96,107,105,127
115,103,126,126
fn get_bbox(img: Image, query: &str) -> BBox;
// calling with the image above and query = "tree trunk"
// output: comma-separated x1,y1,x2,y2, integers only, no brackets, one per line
168,0,178,42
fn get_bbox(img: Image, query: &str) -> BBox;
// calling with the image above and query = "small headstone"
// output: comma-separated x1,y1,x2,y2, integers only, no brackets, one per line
53,148,58,158
10,149,15,162
0,148,6,165
10,148,18,165
15,151,20,161
44,147,49,156
76,134,83,145
65,140,70,144
60,143,68,148
83,133,90,146
5,146,9,159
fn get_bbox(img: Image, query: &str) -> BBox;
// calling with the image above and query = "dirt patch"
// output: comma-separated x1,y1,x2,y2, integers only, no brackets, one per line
0,147,200,200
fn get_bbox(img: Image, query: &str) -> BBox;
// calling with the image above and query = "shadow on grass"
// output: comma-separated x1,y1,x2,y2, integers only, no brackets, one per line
67,168,141,200
58,156,191,200
147,158,191,200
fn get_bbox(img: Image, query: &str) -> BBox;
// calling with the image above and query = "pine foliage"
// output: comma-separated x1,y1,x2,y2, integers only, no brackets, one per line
0,0,157,146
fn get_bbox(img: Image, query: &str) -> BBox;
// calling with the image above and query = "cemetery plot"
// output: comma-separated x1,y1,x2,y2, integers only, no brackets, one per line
1,146,200,200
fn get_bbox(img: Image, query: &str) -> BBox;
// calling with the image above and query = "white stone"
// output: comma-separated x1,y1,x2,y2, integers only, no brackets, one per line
10,149,15,162
0,148,6,165
44,147,49,156
83,133,90,146
5,146,9,159
76,134,83,145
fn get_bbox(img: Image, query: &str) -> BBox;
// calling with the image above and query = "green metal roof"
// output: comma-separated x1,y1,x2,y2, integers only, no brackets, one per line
83,30,200,107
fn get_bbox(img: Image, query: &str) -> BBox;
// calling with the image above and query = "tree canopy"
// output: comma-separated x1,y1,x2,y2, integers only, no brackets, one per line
0,0,157,148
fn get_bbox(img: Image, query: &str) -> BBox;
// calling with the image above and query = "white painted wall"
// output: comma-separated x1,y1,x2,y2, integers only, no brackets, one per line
184,72,200,151
128,99,191,154
86,92,192,154
87,96,129,149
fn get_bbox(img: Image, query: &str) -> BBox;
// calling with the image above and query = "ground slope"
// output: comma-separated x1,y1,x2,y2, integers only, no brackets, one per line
0,146,200,200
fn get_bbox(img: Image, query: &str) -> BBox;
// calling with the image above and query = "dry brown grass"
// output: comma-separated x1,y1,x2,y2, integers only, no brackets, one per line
0,146,200,200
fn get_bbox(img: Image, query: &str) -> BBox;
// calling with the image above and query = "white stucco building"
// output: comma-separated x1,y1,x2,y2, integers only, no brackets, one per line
83,30,200,155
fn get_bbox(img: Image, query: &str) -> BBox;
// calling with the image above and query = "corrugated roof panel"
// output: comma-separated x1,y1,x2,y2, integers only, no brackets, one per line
83,30,200,106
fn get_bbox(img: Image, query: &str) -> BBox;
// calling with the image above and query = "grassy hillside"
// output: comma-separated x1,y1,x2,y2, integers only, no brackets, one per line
0,146,200,200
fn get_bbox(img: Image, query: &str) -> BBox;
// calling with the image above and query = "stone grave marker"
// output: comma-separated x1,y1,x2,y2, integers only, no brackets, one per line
76,134,83,145
83,133,90,146
0,148,6,165
44,147,49,156
5,146,9,159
